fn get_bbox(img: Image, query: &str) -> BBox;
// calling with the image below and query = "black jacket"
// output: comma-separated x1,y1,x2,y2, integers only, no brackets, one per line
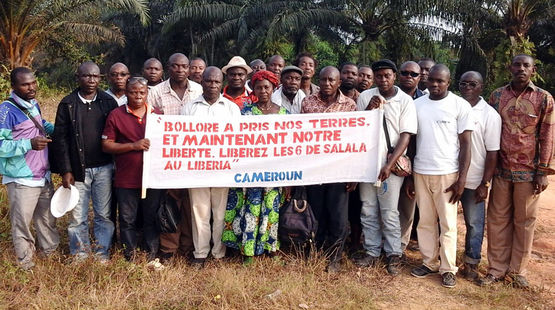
52,89,117,182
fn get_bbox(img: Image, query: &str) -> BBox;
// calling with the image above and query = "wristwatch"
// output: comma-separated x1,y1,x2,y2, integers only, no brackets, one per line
481,180,491,188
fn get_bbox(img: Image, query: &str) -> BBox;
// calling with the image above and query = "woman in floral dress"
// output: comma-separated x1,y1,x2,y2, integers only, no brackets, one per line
222,70,287,264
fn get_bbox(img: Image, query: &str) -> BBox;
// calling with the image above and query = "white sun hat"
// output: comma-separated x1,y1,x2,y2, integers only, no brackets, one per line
50,185,80,218
222,56,253,75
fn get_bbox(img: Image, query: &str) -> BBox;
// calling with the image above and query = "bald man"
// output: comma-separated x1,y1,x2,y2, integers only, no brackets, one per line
183,66,241,268
106,62,130,106
267,55,285,79
147,53,202,115
301,66,357,273
52,61,118,262
408,64,473,288
142,58,164,88
456,71,501,282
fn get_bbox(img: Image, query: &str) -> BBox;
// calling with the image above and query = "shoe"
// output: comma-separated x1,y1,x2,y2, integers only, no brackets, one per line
326,260,341,273
407,240,419,252
350,250,366,260
462,263,480,282
508,274,530,289
353,253,379,267
19,260,35,271
441,272,456,288
242,256,254,267
190,257,206,270
478,273,503,287
386,255,401,276
411,265,439,278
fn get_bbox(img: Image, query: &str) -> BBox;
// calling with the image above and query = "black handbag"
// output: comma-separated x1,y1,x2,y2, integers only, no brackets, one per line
156,192,181,233
278,186,318,245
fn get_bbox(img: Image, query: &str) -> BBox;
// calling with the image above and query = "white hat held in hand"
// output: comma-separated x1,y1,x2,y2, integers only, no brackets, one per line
50,185,79,218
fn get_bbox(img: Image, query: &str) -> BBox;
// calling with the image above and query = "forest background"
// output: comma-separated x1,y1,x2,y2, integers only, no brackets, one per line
1,1,555,309
1,0,553,98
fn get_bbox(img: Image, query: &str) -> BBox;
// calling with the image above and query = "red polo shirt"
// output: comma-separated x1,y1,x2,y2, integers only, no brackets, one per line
102,105,148,189
222,86,256,109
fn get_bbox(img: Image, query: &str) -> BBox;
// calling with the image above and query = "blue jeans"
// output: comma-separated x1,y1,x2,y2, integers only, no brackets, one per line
460,188,485,264
359,174,404,257
68,163,114,258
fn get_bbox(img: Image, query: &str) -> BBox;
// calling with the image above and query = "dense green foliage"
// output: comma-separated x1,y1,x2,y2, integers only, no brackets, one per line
1,0,553,96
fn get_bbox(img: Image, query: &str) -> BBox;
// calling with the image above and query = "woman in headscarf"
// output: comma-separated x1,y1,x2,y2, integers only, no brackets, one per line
222,70,288,265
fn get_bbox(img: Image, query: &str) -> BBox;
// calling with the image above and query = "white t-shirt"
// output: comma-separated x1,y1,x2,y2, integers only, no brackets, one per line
357,86,417,164
105,89,127,106
183,94,241,117
271,87,305,114
465,97,501,189
413,92,474,175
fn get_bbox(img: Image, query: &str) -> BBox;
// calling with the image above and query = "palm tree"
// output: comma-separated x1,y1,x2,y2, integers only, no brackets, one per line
0,0,149,69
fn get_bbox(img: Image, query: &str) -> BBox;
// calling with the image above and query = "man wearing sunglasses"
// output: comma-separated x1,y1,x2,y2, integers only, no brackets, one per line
106,62,130,106
458,71,501,283
396,61,425,255
52,61,118,263
398,61,424,100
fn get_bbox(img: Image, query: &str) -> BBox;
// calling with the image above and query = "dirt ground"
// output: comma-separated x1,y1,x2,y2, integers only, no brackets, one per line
526,175,555,294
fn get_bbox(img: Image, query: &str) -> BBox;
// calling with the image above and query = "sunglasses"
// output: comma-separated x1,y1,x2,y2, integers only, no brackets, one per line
400,71,419,77
459,81,480,88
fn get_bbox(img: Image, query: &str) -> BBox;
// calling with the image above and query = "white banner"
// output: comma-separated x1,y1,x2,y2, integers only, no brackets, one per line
142,110,383,189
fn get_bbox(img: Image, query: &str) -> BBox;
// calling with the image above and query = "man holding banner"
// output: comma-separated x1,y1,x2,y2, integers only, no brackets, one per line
183,66,241,268
301,66,357,273
102,77,163,262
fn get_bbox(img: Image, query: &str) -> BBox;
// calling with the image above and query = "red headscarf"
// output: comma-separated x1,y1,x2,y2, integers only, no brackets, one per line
251,70,279,89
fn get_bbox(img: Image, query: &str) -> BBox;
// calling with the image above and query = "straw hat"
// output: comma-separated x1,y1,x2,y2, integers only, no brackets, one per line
222,56,253,74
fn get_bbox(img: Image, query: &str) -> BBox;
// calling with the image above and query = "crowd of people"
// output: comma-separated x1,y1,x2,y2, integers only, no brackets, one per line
1,51,553,290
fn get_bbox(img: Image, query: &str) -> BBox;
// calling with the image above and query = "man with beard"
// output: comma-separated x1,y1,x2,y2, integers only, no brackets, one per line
189,57,206,84
339,62,359,101
293,53,319,96
142,58,164,88
105,62,130,106
357,65,374,93
271,65,305,114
